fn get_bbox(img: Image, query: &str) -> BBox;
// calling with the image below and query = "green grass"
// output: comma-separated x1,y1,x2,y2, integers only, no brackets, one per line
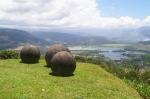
0,59,141,99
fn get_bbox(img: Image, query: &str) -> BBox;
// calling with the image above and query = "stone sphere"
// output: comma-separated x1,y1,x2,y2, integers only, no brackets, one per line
20,45,40,63
45,44,70,66
50,51,76,76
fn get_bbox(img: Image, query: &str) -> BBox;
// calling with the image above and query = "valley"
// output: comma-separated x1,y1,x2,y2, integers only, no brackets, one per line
69,44,149,61
1,28,150,63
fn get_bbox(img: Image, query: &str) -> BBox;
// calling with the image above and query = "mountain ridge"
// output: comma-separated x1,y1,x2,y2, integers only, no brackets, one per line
0,28,49,50
31,31,114,45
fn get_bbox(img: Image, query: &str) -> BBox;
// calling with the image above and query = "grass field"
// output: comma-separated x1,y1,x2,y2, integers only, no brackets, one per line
0,59,141,99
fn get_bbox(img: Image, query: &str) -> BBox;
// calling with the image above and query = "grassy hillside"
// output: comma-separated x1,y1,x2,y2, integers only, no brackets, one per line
0,59,141,99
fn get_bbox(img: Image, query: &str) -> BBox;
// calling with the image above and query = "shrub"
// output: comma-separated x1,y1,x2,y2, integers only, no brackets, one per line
125,80,150,99
109,66,126,79
45,44,70,67
140,69,150,84
0,54,7,59
20,45,40,63
75,56,105,65
125,70,140,81
50,51,76,76
0,50,19,59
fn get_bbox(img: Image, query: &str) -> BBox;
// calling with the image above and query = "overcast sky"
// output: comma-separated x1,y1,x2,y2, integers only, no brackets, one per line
0,0,150,29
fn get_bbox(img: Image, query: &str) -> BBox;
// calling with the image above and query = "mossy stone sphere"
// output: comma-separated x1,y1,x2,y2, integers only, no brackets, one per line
20,45,40,63
45,44,70,66
50,51,76,76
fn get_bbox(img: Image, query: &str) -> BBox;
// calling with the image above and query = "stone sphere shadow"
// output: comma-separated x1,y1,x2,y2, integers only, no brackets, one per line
19,60,39,64
44,65,51,68
49,72,74,77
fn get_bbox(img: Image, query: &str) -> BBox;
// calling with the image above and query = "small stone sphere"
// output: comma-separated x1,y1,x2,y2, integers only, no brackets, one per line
50,51,76,76
45,44,70,66
20,45,40,63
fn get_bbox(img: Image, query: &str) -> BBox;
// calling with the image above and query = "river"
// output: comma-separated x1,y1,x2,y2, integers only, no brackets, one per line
68,45,147,60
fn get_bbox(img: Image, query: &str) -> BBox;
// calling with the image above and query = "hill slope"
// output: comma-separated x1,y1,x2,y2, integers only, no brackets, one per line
139,40,150,45
32,31,113,45
0,59,141,99
0,28,49,50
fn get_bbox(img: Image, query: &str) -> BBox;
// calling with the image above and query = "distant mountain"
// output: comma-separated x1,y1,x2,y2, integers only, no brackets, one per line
139,41,150,45
137,26,150,45
0,28,49,50
126,26,150,51
31,31,114,45
138,26,150,38
24,27,148,43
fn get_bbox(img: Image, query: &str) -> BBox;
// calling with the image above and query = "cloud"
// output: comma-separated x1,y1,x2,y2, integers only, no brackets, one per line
144,16,150,26
0,0,149,28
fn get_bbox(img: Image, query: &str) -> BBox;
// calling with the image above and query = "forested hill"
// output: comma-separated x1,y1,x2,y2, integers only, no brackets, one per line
32,31,114,45
0,28,49,50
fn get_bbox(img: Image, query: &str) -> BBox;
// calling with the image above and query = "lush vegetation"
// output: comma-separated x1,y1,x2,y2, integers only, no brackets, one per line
0,59,141,99
0,50,19,59
75,56,150,99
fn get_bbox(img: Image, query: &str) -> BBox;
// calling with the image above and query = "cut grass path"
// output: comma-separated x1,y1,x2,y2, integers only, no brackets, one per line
0,59,141,99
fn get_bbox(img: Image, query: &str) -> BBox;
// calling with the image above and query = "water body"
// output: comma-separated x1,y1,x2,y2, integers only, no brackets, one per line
69,46,147,60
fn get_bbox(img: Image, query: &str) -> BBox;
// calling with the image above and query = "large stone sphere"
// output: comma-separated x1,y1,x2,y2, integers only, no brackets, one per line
20,45,40,63
45,44,70,66
50,51,76,76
